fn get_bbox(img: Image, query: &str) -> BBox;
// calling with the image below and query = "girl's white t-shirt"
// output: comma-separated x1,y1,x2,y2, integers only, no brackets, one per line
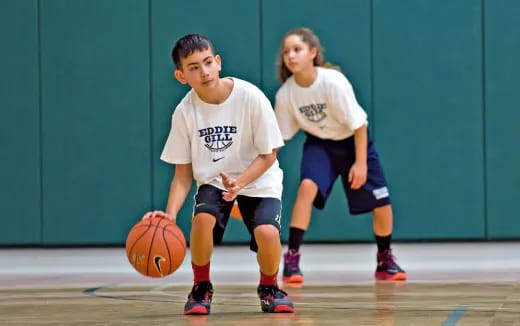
160,78,284,199
275,67,367,141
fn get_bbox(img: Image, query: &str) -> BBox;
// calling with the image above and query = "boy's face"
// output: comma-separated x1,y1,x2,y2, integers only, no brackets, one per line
174,48,222,90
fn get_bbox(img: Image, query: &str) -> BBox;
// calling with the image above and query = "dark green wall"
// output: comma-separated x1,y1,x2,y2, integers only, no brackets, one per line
39,0,151,244
485,0,520,238
0,0,40,244
373,0,485,239
1,0,518,245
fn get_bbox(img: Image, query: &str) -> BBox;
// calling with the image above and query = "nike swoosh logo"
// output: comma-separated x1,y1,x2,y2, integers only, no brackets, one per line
154,256,165,276
196,203,206,208
212,157,224,162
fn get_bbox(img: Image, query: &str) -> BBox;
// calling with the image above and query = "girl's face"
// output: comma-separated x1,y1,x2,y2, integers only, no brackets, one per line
282,34,317,74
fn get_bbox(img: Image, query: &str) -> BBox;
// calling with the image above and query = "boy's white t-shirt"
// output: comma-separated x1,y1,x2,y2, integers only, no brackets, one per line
160,78,284,199
275,67,368,141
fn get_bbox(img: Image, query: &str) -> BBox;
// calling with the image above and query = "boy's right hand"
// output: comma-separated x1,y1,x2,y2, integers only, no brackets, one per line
141,210,175,222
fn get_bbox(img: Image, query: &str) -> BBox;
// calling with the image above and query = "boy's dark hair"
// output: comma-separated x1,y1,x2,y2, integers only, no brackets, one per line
171,34,215,70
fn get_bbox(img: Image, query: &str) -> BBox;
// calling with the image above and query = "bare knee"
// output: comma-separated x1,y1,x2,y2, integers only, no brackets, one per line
297,179,318,202
192,213,216,231
254,225,280,247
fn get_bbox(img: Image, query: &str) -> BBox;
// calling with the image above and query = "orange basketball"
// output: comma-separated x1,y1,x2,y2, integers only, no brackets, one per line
230,202,242,220
125,217,186,278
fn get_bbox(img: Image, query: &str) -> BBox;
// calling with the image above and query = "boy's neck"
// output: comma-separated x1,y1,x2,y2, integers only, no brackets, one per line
294,66,317,88
195,78,234,104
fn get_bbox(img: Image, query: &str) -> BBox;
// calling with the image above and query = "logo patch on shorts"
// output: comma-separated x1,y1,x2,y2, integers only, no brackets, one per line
373,187,389,200
274,213,281,227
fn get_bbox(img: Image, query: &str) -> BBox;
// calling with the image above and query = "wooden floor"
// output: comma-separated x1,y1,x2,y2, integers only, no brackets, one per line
1,243,519,325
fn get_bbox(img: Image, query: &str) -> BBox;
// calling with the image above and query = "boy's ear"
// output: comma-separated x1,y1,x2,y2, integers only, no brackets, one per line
215,54,222,72
174,69,187,84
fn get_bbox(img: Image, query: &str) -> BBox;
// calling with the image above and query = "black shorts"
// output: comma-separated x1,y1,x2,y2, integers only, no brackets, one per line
193,184,282,252
301,133,391,214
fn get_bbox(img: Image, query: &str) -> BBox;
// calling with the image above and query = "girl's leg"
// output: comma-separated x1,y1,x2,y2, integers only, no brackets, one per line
372,205,407,281
288,179,318,249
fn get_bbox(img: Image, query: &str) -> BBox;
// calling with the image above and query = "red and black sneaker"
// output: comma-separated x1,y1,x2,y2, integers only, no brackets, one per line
375,249,407,281
282,250,304,283
257,284,295,313
184,281,213,315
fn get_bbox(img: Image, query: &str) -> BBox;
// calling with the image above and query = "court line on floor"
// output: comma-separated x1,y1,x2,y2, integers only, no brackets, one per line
442,305,469,326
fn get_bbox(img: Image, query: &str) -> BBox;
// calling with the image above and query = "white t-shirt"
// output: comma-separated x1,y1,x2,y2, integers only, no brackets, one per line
161,78,284,199
275,67,367,141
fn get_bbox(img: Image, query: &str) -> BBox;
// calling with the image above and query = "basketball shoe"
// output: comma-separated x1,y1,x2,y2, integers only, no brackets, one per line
184,281,213,315
375,249,407,281
282,250,304,283
257,284,295,313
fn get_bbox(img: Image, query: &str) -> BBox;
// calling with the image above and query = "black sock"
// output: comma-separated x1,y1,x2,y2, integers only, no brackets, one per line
375,234,392,253
288,227,305,251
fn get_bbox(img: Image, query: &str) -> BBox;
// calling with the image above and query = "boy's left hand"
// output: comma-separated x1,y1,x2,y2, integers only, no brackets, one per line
348,162,367,190
220,172,241,201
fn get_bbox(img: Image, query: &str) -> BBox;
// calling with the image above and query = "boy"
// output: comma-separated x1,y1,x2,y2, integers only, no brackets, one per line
143,34,294,315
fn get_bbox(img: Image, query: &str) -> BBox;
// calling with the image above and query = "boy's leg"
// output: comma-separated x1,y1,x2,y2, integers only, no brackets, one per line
237,196,295,313
184,185,233,315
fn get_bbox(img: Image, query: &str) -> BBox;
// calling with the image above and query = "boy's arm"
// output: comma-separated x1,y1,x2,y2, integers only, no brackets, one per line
143,163,192,222
220,149,279,201
164,163,193,221
349,124,368,190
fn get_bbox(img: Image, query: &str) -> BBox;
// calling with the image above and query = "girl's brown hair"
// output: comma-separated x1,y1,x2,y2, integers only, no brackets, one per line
277,27,341,83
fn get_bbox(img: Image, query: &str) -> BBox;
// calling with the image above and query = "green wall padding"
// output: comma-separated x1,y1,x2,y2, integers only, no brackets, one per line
372,0,485,239
40,0,151,244
485,0,520,238
0,0,41,244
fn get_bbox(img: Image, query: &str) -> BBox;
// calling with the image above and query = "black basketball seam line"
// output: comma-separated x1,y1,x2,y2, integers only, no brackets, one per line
128,220,153,255
161,226,173,274
131,222,186,255
146,220,162,276
164,226,187,251
136,223,184,247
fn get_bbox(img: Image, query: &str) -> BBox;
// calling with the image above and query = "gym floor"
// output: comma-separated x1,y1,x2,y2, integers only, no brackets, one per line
1,242,519,325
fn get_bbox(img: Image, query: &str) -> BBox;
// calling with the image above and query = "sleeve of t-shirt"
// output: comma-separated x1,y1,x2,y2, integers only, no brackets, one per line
251,91,285,155
274,91,300,140
328,73,368,131
160,105,191,164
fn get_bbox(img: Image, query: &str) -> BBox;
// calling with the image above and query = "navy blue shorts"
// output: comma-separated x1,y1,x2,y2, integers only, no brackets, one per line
301,133,391,214
193,184,282,252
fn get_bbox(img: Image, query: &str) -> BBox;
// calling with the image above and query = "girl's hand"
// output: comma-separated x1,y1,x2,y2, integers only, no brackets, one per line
141,210,176,223
348,162,367,190
220,172,241,201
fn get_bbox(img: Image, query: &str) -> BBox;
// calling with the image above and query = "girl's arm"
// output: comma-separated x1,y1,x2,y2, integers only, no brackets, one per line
349,124,368,190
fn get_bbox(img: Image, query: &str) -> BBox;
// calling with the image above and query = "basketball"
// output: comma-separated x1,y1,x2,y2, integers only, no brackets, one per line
230,202,242,220
125,217,186,278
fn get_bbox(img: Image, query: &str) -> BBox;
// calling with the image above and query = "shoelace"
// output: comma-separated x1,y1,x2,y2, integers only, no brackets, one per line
379,250,398,268
285,251,300,268
190,282,212,301
259,286,288,300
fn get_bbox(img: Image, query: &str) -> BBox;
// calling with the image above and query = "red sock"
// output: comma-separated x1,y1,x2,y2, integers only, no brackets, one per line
260,270,278,286
192,262,210,283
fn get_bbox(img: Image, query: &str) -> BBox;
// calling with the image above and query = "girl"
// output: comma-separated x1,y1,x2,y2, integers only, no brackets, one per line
274,27,406,283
